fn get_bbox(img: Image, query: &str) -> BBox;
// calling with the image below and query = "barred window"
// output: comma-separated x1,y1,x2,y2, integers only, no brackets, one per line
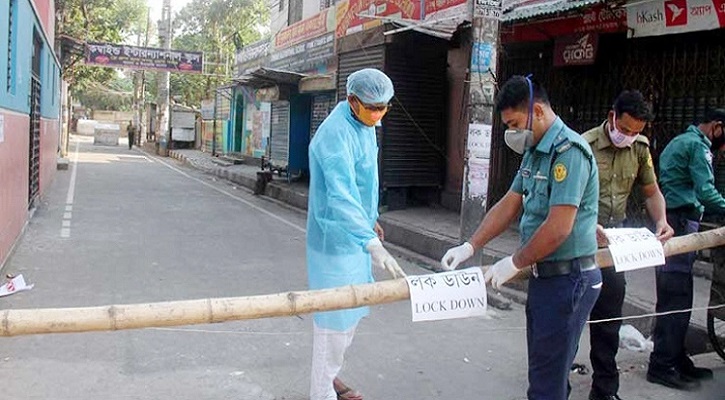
7,0,17,92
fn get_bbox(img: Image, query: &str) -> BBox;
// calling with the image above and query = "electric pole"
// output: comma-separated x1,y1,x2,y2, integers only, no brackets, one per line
156,0,172,152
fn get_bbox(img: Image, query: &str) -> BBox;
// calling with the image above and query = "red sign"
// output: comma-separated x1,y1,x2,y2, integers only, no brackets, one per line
553,33,598,67
502,4,627,43
664,0,689,25
336,0,422,38
275,8,332,49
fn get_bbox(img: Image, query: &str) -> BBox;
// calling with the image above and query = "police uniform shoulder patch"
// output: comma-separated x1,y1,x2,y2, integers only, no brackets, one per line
554,138,573,154
634,135,650,146
554,163,567,182
646,153,653,168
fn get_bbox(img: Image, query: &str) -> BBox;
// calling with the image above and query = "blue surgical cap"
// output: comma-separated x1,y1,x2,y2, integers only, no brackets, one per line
346,68,394,104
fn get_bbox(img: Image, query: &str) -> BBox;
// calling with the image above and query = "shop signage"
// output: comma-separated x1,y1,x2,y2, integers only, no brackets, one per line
627,0,725,38
235,39,270,77
502,4,627,43
85,42,203,73
275,7,335,49
553,33,598,66
269,32,335,73
336,0,422,38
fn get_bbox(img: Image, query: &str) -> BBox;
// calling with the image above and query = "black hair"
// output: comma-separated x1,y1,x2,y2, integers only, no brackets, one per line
701,108,725,125
494,75,550,114
613,90,654,122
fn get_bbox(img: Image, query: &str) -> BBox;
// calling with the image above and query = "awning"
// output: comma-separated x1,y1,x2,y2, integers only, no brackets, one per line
502,0,604,22
299,74,336,93
233,67,307,89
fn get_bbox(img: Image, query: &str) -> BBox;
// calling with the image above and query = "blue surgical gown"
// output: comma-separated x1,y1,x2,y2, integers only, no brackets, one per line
307,101,379,331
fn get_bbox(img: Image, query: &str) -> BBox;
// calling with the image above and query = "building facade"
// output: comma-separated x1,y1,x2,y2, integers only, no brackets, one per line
0,0,61,267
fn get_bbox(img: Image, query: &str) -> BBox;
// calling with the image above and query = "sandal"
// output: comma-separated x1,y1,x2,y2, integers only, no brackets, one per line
334,378,363,400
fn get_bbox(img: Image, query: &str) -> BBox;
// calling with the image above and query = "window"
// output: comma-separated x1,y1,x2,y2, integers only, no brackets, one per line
7,0,17,93
319,0,337,9
278,0,284,12
288,0,303,24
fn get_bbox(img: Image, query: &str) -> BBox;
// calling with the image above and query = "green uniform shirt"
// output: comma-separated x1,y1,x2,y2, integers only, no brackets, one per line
511,117,599,261
583,122,656,227
659,125,725,215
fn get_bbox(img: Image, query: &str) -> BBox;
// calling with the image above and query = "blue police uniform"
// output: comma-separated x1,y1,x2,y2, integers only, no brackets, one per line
510,117,602,400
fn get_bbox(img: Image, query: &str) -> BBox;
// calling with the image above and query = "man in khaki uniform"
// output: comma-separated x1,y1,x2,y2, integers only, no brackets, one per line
583,91,674,400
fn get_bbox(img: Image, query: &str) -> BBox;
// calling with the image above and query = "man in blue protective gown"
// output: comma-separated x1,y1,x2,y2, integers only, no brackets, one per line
307,68,405,400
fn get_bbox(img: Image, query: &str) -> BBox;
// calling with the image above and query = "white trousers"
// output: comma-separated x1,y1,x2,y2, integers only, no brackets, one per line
310,322,358,400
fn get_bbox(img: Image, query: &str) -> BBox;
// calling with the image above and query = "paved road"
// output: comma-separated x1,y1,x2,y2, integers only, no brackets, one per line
1,136,723,399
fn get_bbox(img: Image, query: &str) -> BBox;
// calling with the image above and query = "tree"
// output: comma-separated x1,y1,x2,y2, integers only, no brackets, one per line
56,0,147,91
170,0,269,106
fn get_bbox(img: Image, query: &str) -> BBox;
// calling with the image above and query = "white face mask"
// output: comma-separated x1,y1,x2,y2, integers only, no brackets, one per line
608,113,637,148
504,128,534,155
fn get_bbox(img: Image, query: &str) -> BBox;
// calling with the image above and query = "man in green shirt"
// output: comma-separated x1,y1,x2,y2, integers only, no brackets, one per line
583,91,673,400
648,108,725,390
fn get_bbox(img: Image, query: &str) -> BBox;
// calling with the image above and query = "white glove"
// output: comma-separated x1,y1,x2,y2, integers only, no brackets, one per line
366,238,406,279
484,256,520,290
440,242,474,271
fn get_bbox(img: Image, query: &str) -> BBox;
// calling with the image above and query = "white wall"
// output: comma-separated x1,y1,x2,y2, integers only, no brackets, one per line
269,0,323,36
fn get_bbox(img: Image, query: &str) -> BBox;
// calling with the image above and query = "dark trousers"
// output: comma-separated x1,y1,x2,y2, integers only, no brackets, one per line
589,268,626,396
128,133,135,149
527,264,602,400
649,210,699,372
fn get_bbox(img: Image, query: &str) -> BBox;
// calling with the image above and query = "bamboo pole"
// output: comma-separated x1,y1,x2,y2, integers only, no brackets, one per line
1,227,724,337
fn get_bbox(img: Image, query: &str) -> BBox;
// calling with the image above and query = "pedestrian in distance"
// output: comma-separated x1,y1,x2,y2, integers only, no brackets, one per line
306,68,405,400
440,75,602,400
647,108,725,390
582,90,674,400
127,121,135,150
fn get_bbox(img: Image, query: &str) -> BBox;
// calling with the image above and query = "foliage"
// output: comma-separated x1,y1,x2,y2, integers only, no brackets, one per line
56,0,147,91
170,0,269,106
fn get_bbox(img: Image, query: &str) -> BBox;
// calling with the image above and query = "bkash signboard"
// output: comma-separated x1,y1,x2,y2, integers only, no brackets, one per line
553,33,598,67
627,0,725,38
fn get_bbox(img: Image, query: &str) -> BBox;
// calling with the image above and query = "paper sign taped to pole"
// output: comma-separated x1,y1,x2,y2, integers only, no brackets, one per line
604,228,665,272
405,268,487,322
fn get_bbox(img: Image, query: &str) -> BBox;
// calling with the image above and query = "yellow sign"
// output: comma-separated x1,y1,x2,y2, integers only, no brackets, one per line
554,163,567,182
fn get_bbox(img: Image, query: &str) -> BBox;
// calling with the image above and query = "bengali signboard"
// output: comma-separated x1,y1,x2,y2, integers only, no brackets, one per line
502,4,627,43
271,8,337,73
336,0,422,38
275,7,336,49
270,32,336,73
85,42,203,73
553,33,598,66
627,0,725,38
235,38,271,77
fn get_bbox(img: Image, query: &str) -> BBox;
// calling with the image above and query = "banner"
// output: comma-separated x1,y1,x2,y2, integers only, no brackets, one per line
553,33,598,66
502,4,627,43
275,7,336,49
336,0,422,38
85,42,203,73
627,0,725,38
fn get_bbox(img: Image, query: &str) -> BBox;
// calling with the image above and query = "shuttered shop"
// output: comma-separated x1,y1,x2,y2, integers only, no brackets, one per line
490,30,725,206
337,29,448,206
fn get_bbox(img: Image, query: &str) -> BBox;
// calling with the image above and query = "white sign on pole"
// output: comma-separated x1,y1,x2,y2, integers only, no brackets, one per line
604,228,666,272
406,268,487,322
475,0,502,19
467,123,492,159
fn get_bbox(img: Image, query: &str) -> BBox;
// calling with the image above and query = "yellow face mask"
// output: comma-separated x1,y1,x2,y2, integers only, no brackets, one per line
351,98,389,127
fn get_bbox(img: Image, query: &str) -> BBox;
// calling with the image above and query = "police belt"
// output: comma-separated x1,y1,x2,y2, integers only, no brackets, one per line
532,255,597,279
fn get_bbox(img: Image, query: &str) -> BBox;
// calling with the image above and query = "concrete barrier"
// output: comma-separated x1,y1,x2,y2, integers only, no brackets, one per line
93,123,120,146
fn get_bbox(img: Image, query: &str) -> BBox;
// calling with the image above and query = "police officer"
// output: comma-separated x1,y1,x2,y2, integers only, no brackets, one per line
583,91,674,400
441,76,602,400
647,108,725,390
127,121,135,150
